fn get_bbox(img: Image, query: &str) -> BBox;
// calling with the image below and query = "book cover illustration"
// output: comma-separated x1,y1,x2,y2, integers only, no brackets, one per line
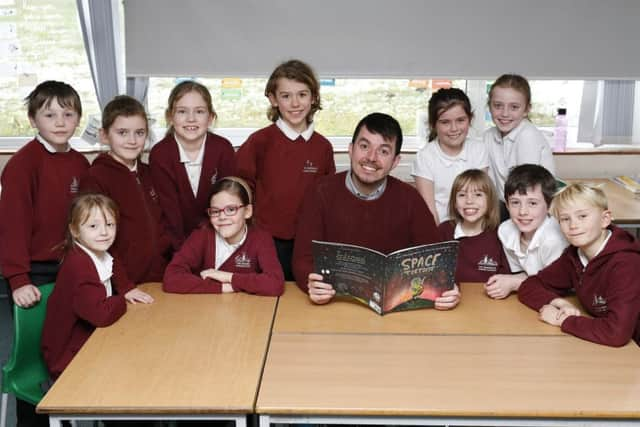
312,240,459,315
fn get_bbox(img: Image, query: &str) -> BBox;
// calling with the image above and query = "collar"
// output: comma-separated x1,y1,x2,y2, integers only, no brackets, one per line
578,230,613,267
492,119,528,144
108,152,138,172
175,133,206,164
502,215,556,254
434,138,467,165
36,134,70,153
345,170,387,200
215,224,248,250
276,118,314,141
75,242,114,283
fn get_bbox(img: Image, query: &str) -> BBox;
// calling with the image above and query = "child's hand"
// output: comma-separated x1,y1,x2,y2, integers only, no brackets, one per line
221,283,235,293
434,284,460,310
12,284,41,308
307,273,335,305
538,304,565,326
550,298,581,317
124,288,154,304
200,268,233,283
485,273,526,299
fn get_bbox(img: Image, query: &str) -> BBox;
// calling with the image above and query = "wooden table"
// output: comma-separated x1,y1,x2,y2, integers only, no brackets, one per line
567,178,640,227
258,334,640,425
37,283,278,426
275,282,567,336
258,282,640,426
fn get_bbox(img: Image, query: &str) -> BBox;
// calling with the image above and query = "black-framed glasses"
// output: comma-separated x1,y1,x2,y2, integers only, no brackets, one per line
206,205,245,218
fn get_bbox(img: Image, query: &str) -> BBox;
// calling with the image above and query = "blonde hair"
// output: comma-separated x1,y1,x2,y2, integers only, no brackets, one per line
61,193,119,254
550,183,608,219
165,80,216,136
447,169,500,231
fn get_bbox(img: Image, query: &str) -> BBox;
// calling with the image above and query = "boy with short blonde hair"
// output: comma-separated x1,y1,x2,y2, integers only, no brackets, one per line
519,183,640,347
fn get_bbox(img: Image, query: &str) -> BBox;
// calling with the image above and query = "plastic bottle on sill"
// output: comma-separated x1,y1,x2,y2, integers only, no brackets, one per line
553,108,568,152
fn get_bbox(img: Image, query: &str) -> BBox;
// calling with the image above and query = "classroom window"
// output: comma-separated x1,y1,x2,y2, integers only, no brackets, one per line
0,0,99,139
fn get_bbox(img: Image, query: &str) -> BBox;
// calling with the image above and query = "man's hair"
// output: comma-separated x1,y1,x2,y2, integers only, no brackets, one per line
351,112,403,155
550,183,608,218
504,164,556,205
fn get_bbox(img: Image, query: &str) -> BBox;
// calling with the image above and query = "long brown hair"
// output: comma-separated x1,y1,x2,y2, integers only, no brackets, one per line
447,169,500,231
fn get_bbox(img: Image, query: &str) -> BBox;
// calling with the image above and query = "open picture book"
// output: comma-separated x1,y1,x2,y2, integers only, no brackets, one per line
312,240,459,315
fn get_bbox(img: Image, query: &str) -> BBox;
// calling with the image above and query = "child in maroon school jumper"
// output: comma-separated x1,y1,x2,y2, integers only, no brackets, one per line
42,193,153,379
438,169,510,283
519,183,640,347
150,80,236,248
80,95,172,284
0,80,89,427
163,177,284,296
235,59,335,281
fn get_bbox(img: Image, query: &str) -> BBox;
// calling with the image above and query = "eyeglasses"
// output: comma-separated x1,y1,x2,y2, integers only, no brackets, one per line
206,205,245,217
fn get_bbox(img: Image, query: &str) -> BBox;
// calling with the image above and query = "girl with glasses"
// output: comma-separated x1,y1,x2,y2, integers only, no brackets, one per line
163,177,284,296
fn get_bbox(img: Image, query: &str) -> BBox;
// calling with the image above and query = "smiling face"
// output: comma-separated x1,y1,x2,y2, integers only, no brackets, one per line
208,190,252,244
101,115,147,168
557,201,611,259
489,86,529,136
455,183,488,231
29,97,80,150
72,206,116,257
348,125,400,195
169,90,214,146
506,184,549,242
434,104,471,156
268,77,314,133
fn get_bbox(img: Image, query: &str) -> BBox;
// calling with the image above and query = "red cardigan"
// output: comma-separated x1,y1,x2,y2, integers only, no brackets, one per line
236,124,335,240
292,171,440,292
80,153,172,283
519,226,640,347
0,139,89,289
149,132,236,247
163,226,284,296
41,247,134,379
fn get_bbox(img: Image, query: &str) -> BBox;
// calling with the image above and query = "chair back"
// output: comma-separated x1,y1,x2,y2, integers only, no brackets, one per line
1,282,55,404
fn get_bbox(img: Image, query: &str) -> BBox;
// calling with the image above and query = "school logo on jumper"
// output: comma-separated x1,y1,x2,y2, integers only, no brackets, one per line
210,169,218,185
69,177,79,194
303,160,318,173
149,187,159,202
592,294,608,313
477,255,498,272
234,252,251,269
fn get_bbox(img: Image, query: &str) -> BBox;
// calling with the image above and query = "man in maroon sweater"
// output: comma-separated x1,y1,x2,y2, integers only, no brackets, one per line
292,113,459,309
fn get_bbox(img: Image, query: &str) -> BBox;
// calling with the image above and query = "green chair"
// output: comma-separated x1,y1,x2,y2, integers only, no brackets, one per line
1,282,54,427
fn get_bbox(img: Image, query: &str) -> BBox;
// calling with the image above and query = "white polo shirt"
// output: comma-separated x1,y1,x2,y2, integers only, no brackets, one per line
498,215,568,275
484,120,555,201
411,137,488,222
176,134,207,197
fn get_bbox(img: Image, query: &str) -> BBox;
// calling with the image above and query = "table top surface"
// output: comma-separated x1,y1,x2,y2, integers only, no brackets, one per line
257,333,640,418
274,282,566,336
568,178,640,224
38,283,278,414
